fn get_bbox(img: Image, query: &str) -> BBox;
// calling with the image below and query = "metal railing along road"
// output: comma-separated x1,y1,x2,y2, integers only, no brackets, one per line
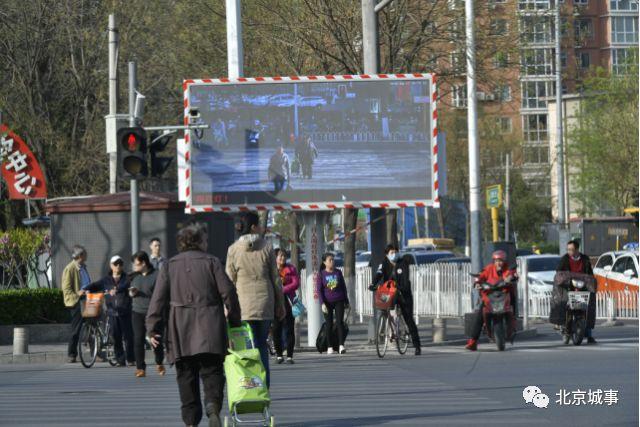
299,264,638,323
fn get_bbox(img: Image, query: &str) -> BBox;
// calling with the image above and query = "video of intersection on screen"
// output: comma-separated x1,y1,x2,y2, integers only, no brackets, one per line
188,79,432,206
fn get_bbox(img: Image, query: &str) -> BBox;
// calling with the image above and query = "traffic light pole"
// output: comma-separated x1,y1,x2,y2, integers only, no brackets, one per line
129,61,140,254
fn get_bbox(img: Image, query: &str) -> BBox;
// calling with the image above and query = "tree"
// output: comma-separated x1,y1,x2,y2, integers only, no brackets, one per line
569,57,639,216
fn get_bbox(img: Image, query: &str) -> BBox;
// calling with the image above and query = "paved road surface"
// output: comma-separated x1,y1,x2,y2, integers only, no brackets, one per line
0,324,636,426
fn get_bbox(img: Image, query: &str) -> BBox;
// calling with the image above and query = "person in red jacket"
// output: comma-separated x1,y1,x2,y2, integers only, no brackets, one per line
465,250,518,351
273,248,300,364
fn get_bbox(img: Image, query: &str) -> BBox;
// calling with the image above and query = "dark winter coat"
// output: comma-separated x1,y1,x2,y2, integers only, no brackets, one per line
374,257,413,296
145,250,242,364
549,254,597,329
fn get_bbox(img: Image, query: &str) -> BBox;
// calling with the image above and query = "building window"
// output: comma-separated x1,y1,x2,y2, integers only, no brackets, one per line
490,19,508,36
612,47,636,74
448,0,464,10
497,117,513,133
493,52,510,68
521,48,555,76
523,145,550,165
520,16,555,44
611,0,639,11
562,84,568,94
574,0,588,5
518,0,551,11
449,17,465,42
495,85,512,102
560,52,567,68
522,81,555,109
523,113,549,143
611,16,639,44
452,85,467,108
579,52,590,68
574,19,593,44
450,50,466,74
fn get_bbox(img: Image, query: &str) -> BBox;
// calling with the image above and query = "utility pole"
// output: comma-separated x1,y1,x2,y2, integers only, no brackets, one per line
466,0,482,273
129,61,140,254
362,0,392,342
108,14,119,194
226,0,243,79
504,153,511,241
555,1,568,249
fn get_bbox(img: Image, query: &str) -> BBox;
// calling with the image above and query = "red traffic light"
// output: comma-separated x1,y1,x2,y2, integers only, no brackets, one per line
126,133,140,152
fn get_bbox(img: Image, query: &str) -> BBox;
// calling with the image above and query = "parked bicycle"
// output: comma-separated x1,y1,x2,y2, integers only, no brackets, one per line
78,310,117,368
374,280,410,358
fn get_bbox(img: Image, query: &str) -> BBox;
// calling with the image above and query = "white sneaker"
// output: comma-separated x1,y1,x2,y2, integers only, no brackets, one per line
339,345,346,354
327,347,334,355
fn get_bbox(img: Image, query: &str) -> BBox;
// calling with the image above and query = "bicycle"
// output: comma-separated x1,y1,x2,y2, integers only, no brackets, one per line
79,312,118,368
375,304,410,358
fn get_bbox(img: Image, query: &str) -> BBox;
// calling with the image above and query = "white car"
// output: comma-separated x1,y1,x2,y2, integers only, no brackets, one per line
517,255,562,293
269,94,297,107
356,251,371,269
596,251,639,292
593,251,626,279
298,96,327,107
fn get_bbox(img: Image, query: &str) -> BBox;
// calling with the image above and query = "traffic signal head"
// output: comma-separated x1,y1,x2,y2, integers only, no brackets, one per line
117,127,148,178
149,131,175,177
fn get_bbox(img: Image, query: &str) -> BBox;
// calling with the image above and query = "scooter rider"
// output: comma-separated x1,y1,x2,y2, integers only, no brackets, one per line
370,244,422,355
465,250,518,351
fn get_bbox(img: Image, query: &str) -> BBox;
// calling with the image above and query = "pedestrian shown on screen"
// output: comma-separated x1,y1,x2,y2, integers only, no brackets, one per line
267,146,291,193
61,245,90,363
226,212,286,389
149,237,166,270
146,223,242,427
316,252,349,355
129,251,165,378
273,248,300,364
299,136,318,179
83,255,135,366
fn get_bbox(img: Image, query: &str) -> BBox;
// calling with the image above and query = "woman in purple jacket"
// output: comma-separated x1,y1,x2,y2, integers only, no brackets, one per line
273,248,300,364
316,252,350,354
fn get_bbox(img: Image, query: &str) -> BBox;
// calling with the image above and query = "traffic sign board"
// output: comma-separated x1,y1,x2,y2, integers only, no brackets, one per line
486,185,502,209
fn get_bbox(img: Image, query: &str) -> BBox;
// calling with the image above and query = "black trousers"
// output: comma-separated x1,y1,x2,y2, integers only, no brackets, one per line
397,293,421,348
273,297,295,358
67,304,83,358
132,311,164,370
175,353,225,426
111,313,135,364
272,176,286,192
324,300,345,347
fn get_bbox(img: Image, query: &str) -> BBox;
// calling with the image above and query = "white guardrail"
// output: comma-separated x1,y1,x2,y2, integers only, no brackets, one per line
299,265,639,322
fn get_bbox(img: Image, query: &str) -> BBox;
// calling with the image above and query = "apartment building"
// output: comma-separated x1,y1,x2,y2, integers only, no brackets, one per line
439,0,638,198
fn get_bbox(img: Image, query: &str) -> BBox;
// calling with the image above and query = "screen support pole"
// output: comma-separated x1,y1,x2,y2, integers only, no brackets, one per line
302,211,329,347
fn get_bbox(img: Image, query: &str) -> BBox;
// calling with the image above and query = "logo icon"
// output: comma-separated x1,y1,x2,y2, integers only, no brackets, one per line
523,385,549,409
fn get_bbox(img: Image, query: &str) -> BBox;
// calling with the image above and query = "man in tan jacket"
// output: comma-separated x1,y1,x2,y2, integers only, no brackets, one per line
226,212,285,388
61,245,91,363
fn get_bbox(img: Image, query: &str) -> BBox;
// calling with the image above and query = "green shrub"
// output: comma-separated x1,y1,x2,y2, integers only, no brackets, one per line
0,288,67,325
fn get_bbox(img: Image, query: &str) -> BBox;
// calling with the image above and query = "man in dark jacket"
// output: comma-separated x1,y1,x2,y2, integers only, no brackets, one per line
84,255,134,366
147,223,241,427
267,146,290,193
556,239,597,343
371,244,422,355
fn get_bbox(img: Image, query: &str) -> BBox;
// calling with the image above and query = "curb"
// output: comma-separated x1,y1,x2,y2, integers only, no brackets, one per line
0,329,542,364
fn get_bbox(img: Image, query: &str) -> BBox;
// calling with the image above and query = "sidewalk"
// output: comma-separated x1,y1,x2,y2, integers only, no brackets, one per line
0,317,543,364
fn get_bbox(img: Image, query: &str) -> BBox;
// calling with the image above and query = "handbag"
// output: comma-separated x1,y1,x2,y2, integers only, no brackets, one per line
290,294,306,318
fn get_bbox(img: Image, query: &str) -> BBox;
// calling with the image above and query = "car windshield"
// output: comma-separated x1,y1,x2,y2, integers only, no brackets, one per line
414,253,452,264
527,257,560,272
356,253,371,263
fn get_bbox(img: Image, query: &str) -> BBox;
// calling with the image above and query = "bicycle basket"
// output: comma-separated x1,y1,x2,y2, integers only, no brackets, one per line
374,280,398,310
82,293,104,318
567,291,590,311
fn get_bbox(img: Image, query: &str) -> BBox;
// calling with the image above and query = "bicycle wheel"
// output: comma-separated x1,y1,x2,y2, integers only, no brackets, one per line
79,322,98,368
395,310,410,355
375,312,389,358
